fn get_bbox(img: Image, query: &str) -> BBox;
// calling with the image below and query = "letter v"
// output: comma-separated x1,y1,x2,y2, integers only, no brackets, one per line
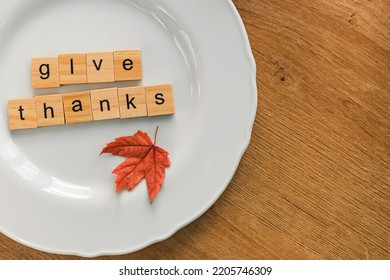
93,59,103,71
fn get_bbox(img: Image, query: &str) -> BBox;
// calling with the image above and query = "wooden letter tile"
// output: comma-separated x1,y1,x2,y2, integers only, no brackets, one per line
86,52,115,84
145,84,175,116
35,94,65,127
32,57,60,88
63,91,92,124
59,53,87,85
114,50,142,81
8,98,37,130
90,88,120,121
118,86,147,119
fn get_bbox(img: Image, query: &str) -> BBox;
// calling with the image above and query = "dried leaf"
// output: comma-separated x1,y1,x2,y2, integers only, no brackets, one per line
101,127,170,203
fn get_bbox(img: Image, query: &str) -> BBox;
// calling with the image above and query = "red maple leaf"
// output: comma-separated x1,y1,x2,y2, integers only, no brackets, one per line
100,127,170,203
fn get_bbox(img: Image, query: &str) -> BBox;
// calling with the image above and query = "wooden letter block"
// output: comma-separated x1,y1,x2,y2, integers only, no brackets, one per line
114,50,142,81
32,57,60,88
90,88,120,121
58,53,87,85
63,91,92,124
145,84,175,116
8,98,37,130
86,52,115,84
35,94,65,127
118,86,147,119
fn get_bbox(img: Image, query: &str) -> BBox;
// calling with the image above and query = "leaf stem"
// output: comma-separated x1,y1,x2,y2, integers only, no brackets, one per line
154,126,159,145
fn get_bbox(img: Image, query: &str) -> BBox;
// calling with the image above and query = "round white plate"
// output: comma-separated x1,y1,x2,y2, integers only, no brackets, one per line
0,0,256,257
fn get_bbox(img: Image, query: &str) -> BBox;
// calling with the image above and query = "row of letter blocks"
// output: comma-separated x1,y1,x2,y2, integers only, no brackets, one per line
8,84,174,130
32,50,142,88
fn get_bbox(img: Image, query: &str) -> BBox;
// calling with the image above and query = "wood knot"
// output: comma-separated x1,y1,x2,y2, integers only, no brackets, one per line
272,60,290,84
348,12,357,24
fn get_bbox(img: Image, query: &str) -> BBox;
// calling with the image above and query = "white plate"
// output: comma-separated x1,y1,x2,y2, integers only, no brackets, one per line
0,0,256,257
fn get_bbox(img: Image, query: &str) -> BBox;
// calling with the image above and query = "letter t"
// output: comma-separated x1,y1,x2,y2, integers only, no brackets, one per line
18,105,25,120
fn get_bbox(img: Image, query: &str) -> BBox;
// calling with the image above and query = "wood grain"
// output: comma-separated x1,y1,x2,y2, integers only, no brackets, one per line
114,50,143,81
145,84,175,117
31,57,60,89
90,88,120,121
1,0,388,259
86,52,115,84
35,94,65,127
59,53,87,85
118,86,148,119
8,98,37,130
63,91,93,124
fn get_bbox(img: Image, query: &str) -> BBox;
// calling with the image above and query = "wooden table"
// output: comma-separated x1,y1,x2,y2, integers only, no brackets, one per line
1,0,389,259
